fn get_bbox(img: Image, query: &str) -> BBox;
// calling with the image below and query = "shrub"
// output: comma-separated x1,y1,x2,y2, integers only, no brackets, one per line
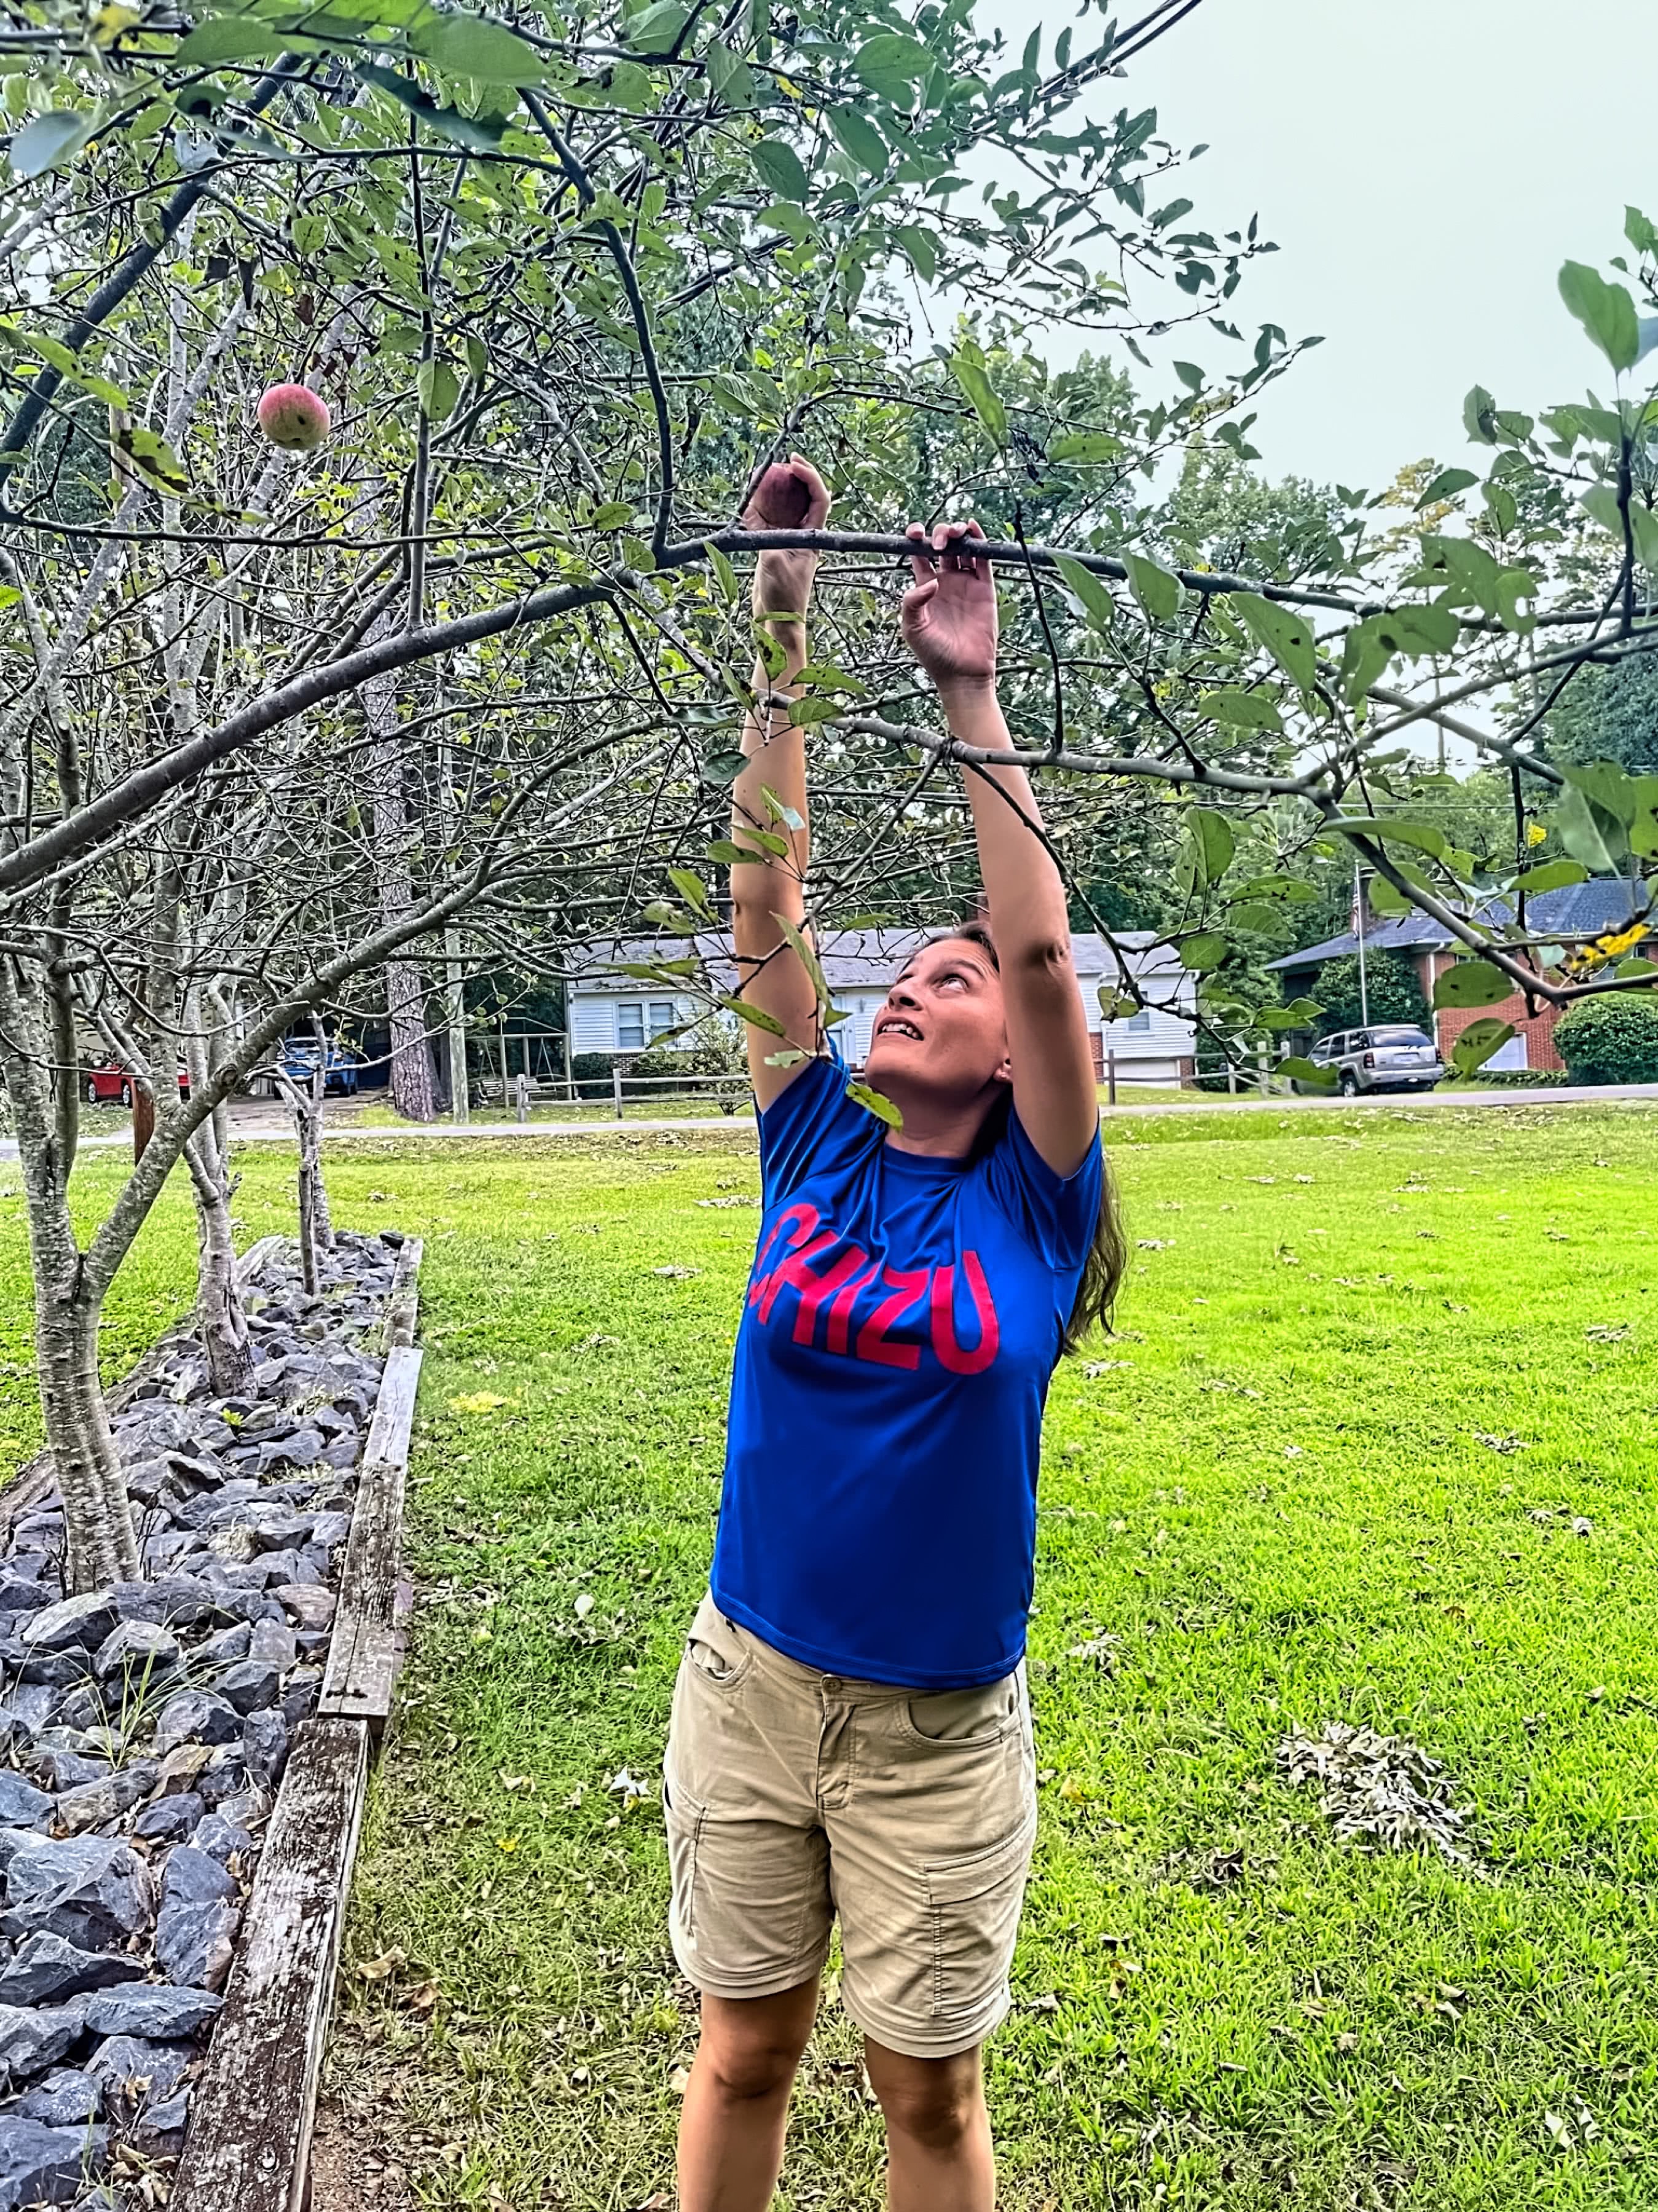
570,1051,616,1100
1553,990,1658,1085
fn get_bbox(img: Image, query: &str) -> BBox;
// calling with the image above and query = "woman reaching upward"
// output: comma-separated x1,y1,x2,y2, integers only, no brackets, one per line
666,455,1125,2212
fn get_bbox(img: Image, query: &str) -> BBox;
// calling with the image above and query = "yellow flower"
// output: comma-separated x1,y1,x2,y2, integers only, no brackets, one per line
1526,822,1547,847
1595,923,1650,959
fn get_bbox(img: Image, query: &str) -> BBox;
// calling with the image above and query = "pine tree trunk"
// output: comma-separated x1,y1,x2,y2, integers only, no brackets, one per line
363,643,438,1122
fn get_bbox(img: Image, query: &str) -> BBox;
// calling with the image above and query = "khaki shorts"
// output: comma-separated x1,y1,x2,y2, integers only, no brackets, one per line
663,1593,1037,2060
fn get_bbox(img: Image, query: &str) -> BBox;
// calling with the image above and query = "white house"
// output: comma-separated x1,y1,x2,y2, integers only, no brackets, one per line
567,927,1197,1085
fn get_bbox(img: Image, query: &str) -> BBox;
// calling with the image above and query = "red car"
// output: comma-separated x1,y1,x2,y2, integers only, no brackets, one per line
84,1062,191,1107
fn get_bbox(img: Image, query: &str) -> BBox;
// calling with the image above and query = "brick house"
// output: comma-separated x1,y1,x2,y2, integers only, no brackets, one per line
1267,879,1651,1073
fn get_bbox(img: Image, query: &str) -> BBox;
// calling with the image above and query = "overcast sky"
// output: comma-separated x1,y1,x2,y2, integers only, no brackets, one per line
992,0,1658,497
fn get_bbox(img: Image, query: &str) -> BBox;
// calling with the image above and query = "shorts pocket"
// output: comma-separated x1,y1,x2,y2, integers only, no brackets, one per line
684,1594,755,1690
921,1811,1037,2020
663,1762,706,1946
899,1672,1020,1750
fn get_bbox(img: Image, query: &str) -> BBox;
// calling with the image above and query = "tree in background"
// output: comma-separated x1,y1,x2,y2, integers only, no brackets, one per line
1312,952,1433,1037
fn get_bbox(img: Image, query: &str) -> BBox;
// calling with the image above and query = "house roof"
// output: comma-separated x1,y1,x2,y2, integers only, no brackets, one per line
568,926,1177,992
1268,877,1648,971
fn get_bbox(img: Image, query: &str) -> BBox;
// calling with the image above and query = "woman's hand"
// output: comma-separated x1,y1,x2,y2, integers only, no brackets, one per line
900,519,997,701
744,454,831,622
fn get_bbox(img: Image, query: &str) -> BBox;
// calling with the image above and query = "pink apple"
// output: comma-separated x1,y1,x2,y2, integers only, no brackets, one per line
256,383,331,452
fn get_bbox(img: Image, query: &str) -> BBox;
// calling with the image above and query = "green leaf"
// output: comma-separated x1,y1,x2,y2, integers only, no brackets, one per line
1560,758,1639,826
1630,809,1658,861
626,0,688,52
354,65,509,151
1433,960,1512,1010
705,44,755,106
1416,467,1478,509
701,750,748,785
1378,602,1460,656
112,424,187,494
668,868,712,916
175,17,289,63
1232,592,1316,689
1450,1018,1515,1075
1097,987,1139,1023
415,358,460,421
771,912,830,1008
1463,385,1498,445
465,331,488,380
1124,551,1180,626
1551,786,1623,871
718,996,788,1037
412,13,544,85
1326,817,1447,860
1558,260,1640,371
1047,431,1123,463
589,499,636,528
764,1047,811,1067
704,539,741,603
825,107,889,175
1199,685,1281,732
1052,554,1115,632
950,355,1007,447
846,1078,903,1128
751,137,809,203
1630,504,1658,572
892,226,937,281
788,697,838,726
852,32,933,100
1188,807,1235,886
10,111,95,180
1513,859,1587,893
1279,1056,1337,1091
1177,931,1229,973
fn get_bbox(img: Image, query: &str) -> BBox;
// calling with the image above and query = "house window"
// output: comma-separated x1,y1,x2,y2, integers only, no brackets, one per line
648,1001,677,1040
1126,1008,1152,1032
618,1002,645,1049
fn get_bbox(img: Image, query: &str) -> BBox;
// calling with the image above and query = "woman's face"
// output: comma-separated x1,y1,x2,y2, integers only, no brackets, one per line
863,938,1011,1104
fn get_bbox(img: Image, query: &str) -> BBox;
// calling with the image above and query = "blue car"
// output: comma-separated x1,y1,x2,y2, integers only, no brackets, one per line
278,1039,363,1095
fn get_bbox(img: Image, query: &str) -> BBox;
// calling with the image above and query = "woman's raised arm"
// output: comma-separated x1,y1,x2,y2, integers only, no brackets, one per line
900,519,1099,1176
727,457,831,1111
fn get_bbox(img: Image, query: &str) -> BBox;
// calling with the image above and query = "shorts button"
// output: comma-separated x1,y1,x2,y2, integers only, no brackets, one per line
822,1675,843,1693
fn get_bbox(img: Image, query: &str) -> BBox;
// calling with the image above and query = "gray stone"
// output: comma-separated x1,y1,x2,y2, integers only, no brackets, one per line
71,2192,119,2212
0,1834,47,1877
0,2001,88,2087
39,1692,103,1739
132,1795,202,1846
214,1785,271,1832
154,1897,238,1992
321,1432,361,1469
118,1457,175,1507
85,2034,190,2104
133,2085,190,2154
84,1983,221,2041
0,1778,51,1834
16,1653,90,1691
74,1730,124,1765
0,1580,49,1618
2,1561,48,1589
159,1849,236,1912
149,1745,213,1800
0,1687,58,1745
20,1596,117,1657
92,1622,180,1684
186,1814,253,1869
53,1762,160,1837
246,1550,322,1590
281,1669,323,1730
2,1837,152,1951
257,1430,323,1473
189,1624,251,1672
195,1590,282,1628
159,1453,225,1495
170,1484,261,1534
0,1936,142,2008
194,1750,247,1810
205,1527,258,1567
114,1400,194,1454
213,1662,279,1717
112,1577,225,1631
154,1692,240,1756
308,1512,352,1551
12,2068,100,2127
246,1621,297,1671
22,1751,107,1794
0,2115,108,2207
242,1708,289,1790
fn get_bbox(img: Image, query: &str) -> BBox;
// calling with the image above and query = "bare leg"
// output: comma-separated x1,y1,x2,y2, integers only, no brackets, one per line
677,1979,820,2212
864,2037,994,2212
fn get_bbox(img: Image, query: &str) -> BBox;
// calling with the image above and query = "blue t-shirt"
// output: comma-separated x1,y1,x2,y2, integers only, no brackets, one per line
711,1056,1104,1688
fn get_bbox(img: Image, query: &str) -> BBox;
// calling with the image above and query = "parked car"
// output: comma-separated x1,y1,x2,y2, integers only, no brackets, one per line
277,1038,364,1095
1300,1024,1444,1096
84,1062,190,1107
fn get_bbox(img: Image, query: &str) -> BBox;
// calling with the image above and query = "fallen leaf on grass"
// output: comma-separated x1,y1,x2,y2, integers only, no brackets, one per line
1585,1323,1630,1343
498,1770,535,1793
651,1265,701,1278
574,1593,595,1618
450,1391,507,1414
1136,1237,1174,1251
359,1948,406,1983
670,2066,692,2096
1083,1360,1133,1378
607,1768,647,1802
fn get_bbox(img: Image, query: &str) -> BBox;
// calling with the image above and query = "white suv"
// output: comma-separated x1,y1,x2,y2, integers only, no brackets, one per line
1303,1024,1444,1096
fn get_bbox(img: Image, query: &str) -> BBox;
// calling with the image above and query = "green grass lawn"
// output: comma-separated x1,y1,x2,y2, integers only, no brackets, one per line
5,1108,1658,2209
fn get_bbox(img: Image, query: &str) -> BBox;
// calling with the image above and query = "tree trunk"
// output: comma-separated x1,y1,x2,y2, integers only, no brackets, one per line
0,960,140,1592
363,642,438,1121
277,1060,331,1293
184,1126,251,1395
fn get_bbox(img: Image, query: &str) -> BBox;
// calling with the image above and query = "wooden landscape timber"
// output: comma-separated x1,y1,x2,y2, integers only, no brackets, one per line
380,1234,422,1352
168,1234,422,2211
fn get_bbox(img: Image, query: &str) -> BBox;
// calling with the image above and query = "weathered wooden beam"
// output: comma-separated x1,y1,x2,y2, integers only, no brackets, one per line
317,1344,422,1736
168,1716,370,2212
379,1234,423,1353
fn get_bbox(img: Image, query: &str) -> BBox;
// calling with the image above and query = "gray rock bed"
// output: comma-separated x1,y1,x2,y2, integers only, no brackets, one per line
0,1230,401,2210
